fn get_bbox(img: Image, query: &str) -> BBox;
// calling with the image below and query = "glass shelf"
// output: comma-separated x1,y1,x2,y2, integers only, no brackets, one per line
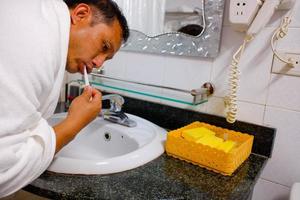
68,79,209,106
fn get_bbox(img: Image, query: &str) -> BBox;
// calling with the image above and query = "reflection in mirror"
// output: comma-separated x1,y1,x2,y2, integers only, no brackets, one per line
114,0,166,36
164,7,205,37
116,0,225,58
114,0,205,37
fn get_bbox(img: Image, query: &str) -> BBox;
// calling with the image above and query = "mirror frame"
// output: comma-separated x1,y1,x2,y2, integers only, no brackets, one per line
120,0,225,58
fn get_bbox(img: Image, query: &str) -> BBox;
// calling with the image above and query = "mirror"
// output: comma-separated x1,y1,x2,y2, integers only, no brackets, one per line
115,0,225,58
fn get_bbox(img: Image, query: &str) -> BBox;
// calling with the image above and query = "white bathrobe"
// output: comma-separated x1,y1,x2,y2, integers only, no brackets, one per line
0,0,70,197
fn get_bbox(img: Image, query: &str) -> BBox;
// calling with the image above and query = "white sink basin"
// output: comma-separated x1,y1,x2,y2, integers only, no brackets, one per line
47,112,167,174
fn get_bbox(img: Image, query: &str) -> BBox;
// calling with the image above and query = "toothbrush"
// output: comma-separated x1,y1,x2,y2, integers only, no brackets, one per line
84,66,93,102
83,66,90,86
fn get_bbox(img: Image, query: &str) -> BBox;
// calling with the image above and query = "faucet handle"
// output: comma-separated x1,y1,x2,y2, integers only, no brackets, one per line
100,94,136,127
102,94,124,112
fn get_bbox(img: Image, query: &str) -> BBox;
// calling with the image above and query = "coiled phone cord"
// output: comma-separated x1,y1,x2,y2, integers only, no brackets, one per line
271,15,294,66
226,35,253,124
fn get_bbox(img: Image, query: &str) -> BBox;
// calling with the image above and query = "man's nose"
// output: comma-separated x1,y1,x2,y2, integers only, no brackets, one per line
92,55,105,68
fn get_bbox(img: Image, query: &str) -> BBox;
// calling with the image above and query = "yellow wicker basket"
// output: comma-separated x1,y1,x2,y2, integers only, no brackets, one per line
165,122,254,176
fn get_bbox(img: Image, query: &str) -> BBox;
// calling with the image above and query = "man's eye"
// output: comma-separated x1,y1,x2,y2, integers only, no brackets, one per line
102,43,110,52
102,44,109,52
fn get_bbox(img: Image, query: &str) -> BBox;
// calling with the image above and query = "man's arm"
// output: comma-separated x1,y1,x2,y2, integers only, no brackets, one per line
53,86,102,153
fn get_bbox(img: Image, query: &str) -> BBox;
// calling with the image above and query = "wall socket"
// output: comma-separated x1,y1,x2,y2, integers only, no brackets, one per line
272,51,300,76
229,0,261,32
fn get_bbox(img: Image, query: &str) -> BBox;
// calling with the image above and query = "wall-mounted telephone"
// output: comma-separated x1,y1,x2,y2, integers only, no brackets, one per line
226,0,295,124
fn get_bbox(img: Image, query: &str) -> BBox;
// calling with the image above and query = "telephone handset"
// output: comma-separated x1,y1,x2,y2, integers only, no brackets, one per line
247,0,281,36
226,0,295,123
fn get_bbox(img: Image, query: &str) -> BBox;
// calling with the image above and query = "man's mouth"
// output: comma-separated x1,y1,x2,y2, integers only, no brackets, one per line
79,63,93,74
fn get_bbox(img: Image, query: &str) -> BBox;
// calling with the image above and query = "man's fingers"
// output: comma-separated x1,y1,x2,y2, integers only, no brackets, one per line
91,89,102,103
91,88,101,96
82,86,92,100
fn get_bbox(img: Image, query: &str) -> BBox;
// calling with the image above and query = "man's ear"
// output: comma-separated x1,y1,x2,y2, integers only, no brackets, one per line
70,3,92,26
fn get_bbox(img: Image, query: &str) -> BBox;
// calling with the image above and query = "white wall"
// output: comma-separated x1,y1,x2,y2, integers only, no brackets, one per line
67,1,300,199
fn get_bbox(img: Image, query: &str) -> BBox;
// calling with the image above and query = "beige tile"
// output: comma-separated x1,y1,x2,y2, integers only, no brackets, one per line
206,97,265,125
267,0,300,28
276,28,300,53
162,55,212,91
211,27,275,105
252,178,290,200
0,190,48,200
262,107,300,187
267,74,300,112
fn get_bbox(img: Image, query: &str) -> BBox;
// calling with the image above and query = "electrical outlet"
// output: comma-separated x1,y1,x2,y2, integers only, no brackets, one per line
229,0,261,32
272,51,300,76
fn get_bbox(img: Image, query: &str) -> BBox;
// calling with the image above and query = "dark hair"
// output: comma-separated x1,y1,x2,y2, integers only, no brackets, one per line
64,0,129,43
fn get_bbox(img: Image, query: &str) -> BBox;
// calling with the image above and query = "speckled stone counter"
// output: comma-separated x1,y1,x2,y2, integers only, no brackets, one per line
24,96,275,200
25,153,266,200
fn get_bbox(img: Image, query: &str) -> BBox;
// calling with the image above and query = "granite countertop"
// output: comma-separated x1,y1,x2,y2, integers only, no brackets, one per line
24,97,275,200
25,153,267,200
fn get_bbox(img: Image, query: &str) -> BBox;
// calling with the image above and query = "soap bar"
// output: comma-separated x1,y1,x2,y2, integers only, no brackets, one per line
196,135,224,148
182,127,215,142
217,140,236,153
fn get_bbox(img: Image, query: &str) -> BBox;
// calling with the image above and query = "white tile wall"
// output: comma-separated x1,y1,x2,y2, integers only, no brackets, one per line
102,51,166,102
205,97,226,117
261,107,300,187
275,28,300,53
252,178,290,200
123,52,166,101
267,74,300,112
162,55,212,90
267,1,300,28
211,26,244,98
102,51,128,78
123,52,166,85
235,101,265,125
236,28,275,104
211,26,275,105
160,54,212,111
206,97,265,125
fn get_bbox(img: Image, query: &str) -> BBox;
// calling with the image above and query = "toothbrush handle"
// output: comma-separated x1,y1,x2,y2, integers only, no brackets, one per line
84,66,90,86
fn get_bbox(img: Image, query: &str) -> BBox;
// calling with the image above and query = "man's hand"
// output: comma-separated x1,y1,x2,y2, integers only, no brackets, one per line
67,86,102,128
53,86,102,153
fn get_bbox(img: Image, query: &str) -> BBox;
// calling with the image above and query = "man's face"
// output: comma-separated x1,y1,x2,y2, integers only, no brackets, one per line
66,4,122,74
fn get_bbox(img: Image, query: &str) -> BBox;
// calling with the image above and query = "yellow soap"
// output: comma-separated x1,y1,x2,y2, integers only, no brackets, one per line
217,140,237,153
196,135,224,148
182,127,215,142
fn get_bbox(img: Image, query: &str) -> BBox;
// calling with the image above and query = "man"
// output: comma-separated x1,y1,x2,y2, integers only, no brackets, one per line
0,0,129,197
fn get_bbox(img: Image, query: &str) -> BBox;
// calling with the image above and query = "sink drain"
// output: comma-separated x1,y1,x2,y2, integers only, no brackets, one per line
104,132,111,141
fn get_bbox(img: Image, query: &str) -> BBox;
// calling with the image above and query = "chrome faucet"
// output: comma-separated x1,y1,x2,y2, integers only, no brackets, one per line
100,94,137,127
